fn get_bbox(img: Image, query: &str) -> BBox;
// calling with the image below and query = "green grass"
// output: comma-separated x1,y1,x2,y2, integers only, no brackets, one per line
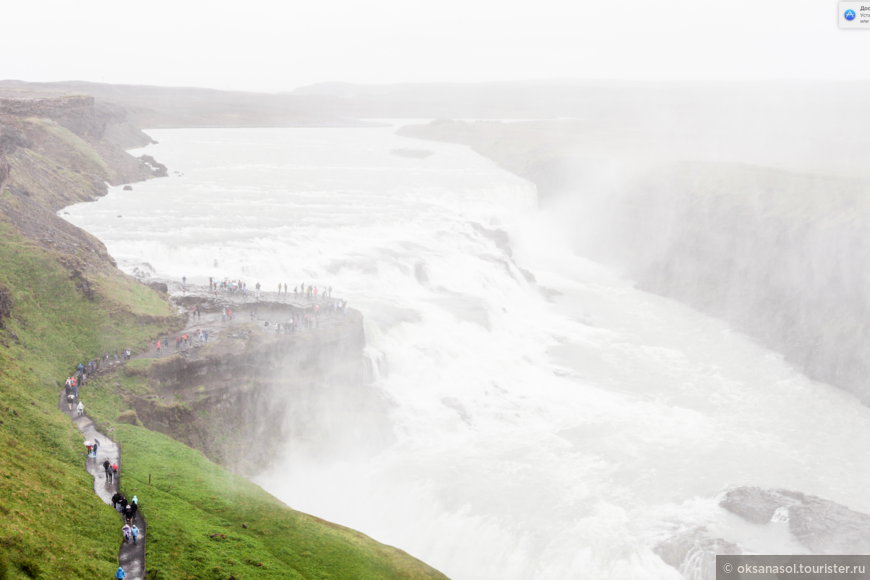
0,217,447,579
102,425,445,580
0,220,175,578
80,367,446,580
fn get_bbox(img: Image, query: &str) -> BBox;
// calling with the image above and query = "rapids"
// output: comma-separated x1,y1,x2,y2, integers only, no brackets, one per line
61,126,870,579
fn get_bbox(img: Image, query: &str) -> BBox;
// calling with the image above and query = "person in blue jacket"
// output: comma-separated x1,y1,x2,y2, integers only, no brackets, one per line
115,566,126,579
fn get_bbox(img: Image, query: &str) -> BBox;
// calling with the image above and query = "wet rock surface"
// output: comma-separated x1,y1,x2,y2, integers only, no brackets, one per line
58,389,147,579
721,487,870,554
654,526,741,580
107,284,390,475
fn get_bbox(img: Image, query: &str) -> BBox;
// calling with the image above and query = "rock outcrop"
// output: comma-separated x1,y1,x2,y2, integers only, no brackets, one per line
0,92,168,272
123,306,391,474
655,527,741,580
721,487,870,554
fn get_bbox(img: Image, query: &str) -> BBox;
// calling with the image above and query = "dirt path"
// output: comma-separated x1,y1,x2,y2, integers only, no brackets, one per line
59,391,147,580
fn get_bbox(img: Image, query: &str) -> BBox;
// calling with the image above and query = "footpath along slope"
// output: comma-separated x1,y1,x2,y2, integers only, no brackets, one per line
59,389,146,579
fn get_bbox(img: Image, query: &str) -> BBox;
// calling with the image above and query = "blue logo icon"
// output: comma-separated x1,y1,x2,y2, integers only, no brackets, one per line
845,9,856,20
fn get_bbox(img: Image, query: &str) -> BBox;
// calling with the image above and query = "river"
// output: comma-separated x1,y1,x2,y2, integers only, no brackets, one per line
61,125,870,580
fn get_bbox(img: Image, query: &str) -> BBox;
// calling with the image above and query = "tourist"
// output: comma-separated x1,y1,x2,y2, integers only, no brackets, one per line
294,286,298,298
103,459,111,479
222,307,227,322
122,523,132,543
164,337,169,349
176,336,181,351
156,340,161,355
112,492,122,509
125,503,133,524
67,393,75,410
204,330,209,343
115,566,126,579
76,401,84,416
283,282,288,294
131,523,140,545
113,463,119,480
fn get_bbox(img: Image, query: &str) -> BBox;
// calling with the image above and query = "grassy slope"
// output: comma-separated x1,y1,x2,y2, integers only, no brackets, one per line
0,218,177,579
81,359,445,580
0,217,446,580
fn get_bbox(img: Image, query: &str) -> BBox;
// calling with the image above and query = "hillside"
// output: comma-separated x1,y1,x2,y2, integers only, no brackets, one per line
0,81,373,130
0,93,447,579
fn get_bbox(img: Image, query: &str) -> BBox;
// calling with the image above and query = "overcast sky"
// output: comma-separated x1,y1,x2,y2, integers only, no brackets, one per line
2,0,864,92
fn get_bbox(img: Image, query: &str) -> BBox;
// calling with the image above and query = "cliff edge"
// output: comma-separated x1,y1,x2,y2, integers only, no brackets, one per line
399,119,870,405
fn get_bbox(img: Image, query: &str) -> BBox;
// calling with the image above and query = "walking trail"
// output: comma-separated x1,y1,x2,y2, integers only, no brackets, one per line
59,391,147,579
51,283,342,578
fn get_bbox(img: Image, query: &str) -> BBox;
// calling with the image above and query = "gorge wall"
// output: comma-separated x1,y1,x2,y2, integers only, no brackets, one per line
399,119,870,404
121,306,391,475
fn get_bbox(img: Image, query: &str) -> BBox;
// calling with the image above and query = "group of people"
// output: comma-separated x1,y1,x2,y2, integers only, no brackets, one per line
113,494,141,578
297,283,333,301
63,361,144,580
86,439,100,458
260,299,349,334
112,492,139,526
65,381,85,417
103,459,119,481
210,277,247,295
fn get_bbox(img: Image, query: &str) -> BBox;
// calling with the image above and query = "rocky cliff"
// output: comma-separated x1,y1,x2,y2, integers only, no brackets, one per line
119,305,392,475
400,119,870,404
0,91,164,274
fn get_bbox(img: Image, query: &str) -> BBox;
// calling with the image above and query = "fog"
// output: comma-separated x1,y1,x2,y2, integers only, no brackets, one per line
10,1,870,578
2,1,865,90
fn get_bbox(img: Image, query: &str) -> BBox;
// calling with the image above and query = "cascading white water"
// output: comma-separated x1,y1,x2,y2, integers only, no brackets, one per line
62,126,870,580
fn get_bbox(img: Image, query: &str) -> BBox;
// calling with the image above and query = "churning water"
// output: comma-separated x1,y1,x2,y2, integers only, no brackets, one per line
63,127,870,579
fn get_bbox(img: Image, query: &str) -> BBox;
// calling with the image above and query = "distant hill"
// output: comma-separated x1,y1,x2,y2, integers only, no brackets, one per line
0,80,373,129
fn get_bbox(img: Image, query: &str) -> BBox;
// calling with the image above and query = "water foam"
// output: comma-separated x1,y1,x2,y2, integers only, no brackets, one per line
62,127,870,579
